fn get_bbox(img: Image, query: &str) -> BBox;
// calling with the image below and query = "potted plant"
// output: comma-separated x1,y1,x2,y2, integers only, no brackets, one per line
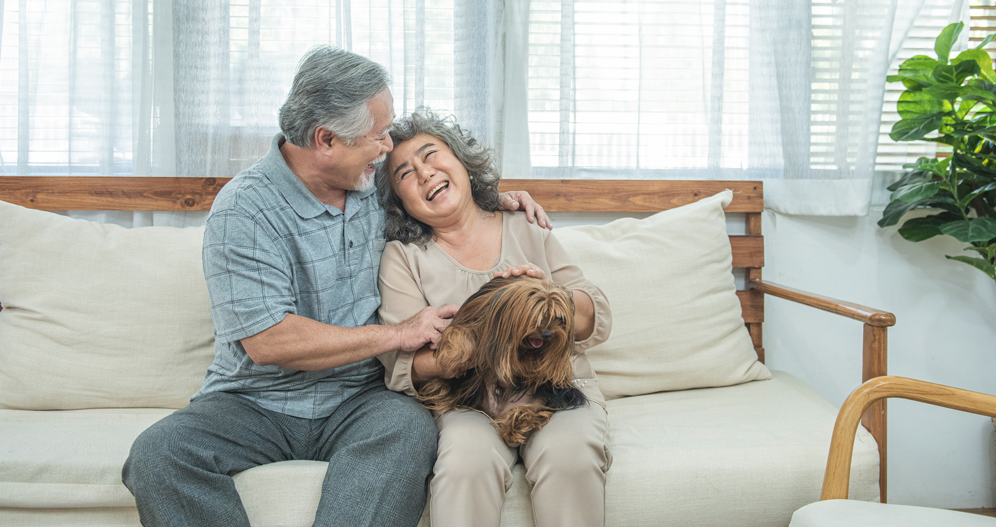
879,21,996,283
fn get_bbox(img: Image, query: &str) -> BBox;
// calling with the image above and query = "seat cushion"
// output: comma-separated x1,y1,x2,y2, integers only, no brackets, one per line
0,408,174,508
0,508,140,527
0,373,879,527
790,499,996,526
599,371,879,527
221,372,882,527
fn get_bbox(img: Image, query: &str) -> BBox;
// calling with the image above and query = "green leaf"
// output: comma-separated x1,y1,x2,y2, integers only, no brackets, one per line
888,169,930,191
937,156,954,175
953,152,996,178
890,113,945,142
960,182,996,209
890,56,942,91
935,22,964,64
894,55,941,80
947,126,996,139
953,49,996,84
891,160,951,191
901,55,942,74
967,243,996,262
972,109,996,126
922,82,963,101
959,86,996,106
975,33,996,51
897,90,946,119
892,179,941,203
957,99,979,120
932,61,980,86
898,215,952,241
879,198,926,227
945,255,996,279
939,217,996,242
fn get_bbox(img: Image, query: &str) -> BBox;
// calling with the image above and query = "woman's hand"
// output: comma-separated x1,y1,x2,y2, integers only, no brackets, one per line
494,263,546,280
498,191,553,230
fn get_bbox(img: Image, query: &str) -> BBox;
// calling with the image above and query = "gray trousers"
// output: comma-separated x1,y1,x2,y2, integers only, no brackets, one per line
122,383,437,527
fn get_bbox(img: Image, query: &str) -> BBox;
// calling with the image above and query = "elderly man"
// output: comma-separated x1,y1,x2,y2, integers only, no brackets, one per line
122,46,548,527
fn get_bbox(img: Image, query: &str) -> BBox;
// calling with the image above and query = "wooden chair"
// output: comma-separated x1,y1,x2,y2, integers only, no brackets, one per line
790,376,996,526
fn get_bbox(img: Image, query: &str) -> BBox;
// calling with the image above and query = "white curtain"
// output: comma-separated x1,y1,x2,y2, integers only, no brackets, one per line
513,0,964,215
0,0,970,219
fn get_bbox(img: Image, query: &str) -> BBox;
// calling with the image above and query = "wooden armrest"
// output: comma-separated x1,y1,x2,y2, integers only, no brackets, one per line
821,376,996,501
749,278,895,502
748,279,896,327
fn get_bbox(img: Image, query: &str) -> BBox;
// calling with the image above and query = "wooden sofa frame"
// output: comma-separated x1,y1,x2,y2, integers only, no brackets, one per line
0,176,896,502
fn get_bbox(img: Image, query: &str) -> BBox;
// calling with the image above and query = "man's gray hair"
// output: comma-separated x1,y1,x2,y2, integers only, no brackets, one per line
279,46,390,147
375,109,501,245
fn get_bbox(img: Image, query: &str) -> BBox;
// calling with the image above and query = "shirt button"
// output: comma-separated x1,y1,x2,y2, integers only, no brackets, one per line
349,240,354,248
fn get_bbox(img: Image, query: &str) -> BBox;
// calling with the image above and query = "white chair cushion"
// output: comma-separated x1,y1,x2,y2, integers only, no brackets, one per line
790,499,996,526
556,190,771,400
0,200,215,410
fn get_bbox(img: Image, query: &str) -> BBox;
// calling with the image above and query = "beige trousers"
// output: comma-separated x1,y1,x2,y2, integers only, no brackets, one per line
428,400,611,527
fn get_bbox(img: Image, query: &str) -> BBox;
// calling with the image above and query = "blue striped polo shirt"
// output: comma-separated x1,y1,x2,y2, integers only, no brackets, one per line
193,134,386,419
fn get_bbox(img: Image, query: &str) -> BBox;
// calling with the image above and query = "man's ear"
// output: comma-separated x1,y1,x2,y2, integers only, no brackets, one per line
313,126,340,155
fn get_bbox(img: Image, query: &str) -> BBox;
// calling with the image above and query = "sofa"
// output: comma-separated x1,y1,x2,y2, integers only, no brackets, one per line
0,177,885,526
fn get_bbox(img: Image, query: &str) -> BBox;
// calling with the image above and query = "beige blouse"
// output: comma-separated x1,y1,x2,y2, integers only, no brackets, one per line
376,211,612,408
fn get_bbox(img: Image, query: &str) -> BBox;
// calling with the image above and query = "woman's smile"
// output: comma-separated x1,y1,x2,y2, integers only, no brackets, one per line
426,181,450,201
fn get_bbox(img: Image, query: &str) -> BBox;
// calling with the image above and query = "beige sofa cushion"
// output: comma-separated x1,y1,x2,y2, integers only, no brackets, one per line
556,190,771,400
0,408,173,509
0,201,215,410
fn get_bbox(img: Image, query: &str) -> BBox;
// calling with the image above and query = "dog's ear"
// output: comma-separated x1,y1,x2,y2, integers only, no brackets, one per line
435,324,477,378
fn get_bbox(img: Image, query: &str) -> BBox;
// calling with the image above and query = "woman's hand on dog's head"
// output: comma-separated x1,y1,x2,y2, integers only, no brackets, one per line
494,263,545,281
394,304,460,352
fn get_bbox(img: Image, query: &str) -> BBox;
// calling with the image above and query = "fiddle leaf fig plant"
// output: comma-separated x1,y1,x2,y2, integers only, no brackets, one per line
879,21,996,282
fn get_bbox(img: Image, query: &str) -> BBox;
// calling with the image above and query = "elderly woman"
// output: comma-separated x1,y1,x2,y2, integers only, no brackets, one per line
374,109,612,527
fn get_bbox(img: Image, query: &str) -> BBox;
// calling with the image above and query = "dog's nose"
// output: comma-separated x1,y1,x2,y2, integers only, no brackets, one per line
541,331,553,341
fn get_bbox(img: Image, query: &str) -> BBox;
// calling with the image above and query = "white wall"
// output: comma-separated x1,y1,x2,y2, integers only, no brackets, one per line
762,208,996,509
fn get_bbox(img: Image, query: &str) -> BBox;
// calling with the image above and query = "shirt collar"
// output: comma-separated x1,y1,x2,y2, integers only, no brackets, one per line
262,133,381,220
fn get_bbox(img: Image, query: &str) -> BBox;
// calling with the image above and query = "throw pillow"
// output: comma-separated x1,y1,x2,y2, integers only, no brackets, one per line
556,190,771,400
0,201,215,410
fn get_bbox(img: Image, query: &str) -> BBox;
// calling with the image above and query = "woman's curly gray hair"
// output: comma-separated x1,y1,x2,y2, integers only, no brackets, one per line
376,109,501,245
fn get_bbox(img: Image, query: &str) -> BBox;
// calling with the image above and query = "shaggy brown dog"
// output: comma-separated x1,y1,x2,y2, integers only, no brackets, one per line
417,276,588,445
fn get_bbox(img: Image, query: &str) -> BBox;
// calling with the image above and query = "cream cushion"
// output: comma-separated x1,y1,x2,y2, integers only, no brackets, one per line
556,190,771,400
250,372,879,527
0,201,215,410
0,372,879,527
790,499,996,526
0,408,173,509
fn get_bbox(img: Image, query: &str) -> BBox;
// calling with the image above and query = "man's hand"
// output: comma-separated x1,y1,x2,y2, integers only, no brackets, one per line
395,304,460,352
493,263,546,280
498,191,552,230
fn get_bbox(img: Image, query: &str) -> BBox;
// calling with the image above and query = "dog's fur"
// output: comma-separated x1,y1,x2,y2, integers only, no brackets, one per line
417,276,588,445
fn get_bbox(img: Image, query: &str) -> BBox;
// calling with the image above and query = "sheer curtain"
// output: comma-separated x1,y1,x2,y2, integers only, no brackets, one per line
511,0,964,215
0,0,968,219
0,0,506,226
